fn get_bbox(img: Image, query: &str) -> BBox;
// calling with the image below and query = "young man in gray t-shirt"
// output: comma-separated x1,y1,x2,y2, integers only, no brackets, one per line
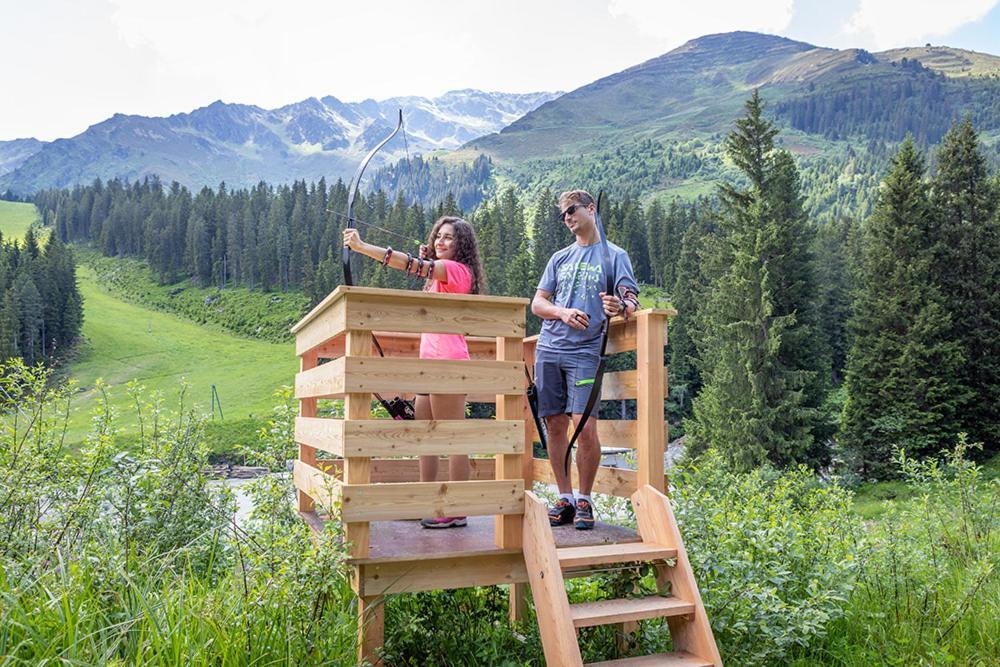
531,190,639,529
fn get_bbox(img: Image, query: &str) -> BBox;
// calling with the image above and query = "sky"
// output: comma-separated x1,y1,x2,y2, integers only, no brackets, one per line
2,0,999,142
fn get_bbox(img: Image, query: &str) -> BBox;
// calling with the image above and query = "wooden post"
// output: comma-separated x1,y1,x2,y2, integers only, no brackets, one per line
495,335,524,550
509,339,537,623
358,594,385,665
636,312,666,493
522,340,537,486
344,330,373,559
298,349,319,512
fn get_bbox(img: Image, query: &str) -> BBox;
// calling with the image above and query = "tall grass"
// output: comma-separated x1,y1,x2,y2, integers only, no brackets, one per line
795,438,999,666
0,361,358,665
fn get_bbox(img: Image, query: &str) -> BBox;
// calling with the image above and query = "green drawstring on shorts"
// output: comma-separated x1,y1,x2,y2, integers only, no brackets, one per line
575,378,595,386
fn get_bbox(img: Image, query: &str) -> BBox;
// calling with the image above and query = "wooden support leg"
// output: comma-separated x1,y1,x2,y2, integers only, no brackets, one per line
615,620,640,656
358,594,384,666
509,582,528,624
495,335,524,549
344,331,373,559
636,312,666,493
298,350,319,512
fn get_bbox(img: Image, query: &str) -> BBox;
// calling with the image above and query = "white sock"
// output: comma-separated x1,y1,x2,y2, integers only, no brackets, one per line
577,494,593,505
560,493,575,504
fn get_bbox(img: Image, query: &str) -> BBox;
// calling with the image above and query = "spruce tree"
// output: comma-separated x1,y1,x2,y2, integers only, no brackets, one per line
668,207,715,419
529,188,566,281
841,138,968,478
687,91,828,469
931,118,1000,456
813,216,858,384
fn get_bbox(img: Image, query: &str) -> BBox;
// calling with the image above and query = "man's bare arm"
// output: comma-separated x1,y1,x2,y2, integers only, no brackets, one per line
531,289,589,330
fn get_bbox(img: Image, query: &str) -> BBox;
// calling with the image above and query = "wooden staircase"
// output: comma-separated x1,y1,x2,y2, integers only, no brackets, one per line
523,487,722,666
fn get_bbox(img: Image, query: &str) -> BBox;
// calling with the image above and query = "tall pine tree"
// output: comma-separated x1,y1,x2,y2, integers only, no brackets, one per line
841,138,968,478
687,91,828,469
931,118,1000,456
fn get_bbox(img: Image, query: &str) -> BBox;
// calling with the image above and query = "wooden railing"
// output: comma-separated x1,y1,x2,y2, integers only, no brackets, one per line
523,309,674,497
291,286,529,558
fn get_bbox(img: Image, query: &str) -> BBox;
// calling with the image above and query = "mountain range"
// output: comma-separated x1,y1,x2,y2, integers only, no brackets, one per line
4,31,1000,213
458,32,1000,217
0,90,558,195
471,32,1000,160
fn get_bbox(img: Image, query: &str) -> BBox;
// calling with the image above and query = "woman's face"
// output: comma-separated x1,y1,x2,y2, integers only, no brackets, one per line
434,223,457,260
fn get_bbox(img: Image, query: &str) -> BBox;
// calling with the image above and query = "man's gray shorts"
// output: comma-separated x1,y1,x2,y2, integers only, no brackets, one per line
534,347,601,417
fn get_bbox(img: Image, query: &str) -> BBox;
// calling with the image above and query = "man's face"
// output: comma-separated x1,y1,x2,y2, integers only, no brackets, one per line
559,199,595,235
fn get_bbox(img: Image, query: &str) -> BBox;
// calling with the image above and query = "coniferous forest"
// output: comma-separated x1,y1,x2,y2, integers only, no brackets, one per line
0,229,81,365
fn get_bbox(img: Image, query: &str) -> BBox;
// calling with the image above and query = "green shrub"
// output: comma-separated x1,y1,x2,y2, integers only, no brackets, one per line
383,587,543,665
670,451,859,665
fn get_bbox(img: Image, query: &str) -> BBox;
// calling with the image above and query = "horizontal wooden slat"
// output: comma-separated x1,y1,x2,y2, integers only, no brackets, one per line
294,286,526,356
311,332,498,361
587,650,713,667
293,460,341,509
522,308,672,356
554,419,669,449
533,458,640,498
340,479,524,522
296,417,523,457
296,357,347,398
313,457,499,483
294,286,526,332
344,290,526,338
295,356,524,399
573,419,636,449
556,543,677,569
569,595,694,628
359,552,528,595
601,370,669,401
295,298,347,356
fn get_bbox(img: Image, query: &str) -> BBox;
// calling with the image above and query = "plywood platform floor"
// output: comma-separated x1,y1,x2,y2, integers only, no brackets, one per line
302,513,640,564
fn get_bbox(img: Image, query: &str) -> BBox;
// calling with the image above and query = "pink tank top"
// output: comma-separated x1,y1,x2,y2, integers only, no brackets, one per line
420,259,473,360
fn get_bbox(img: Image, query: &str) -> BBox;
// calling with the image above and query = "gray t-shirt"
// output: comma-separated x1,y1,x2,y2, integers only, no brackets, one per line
537,240,639,353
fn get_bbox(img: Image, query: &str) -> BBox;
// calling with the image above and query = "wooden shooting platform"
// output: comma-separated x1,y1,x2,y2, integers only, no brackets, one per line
292,286,721,666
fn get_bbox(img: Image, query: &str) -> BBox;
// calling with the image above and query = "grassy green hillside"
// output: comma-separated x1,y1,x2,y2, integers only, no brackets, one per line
0,203,300,450
880,45,1000,77
65,263,297,444
0,200,40,241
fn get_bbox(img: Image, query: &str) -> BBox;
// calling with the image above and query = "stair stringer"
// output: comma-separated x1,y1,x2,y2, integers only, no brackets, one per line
632,484,723,666
523,491,584,667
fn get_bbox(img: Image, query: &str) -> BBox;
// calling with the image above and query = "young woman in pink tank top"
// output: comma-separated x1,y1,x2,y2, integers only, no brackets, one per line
342,216,486,529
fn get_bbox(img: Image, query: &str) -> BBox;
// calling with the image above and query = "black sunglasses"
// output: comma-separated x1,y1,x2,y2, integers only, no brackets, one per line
558,203,588,220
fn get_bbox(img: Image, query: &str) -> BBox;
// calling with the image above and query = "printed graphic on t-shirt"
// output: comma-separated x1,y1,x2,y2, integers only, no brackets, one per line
555,261,603,302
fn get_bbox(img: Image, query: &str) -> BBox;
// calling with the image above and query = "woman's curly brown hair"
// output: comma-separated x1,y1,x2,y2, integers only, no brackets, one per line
423,216,487,295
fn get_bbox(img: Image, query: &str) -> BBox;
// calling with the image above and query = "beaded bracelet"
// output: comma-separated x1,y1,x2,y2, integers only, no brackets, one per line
381,246,393,267
405,253,415,276
426,258,435,279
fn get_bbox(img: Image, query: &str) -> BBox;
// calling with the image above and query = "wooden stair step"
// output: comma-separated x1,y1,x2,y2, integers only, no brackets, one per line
569,596,694,628
557,542,677,569
586,650,714,666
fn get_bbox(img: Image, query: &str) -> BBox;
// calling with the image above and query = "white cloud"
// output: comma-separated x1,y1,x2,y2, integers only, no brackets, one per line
845,0,999,48
4,0,997,141
608,0,796,41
